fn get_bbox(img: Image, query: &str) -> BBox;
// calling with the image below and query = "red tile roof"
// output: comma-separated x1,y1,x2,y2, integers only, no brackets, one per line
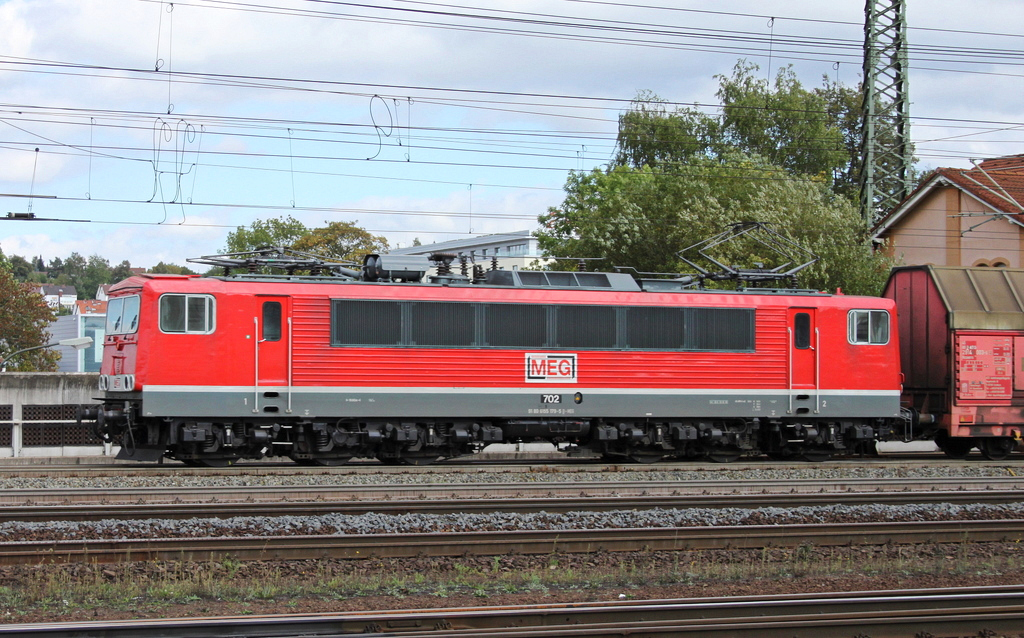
75,300,107,315
933,155,1024,216
873,154,1024,237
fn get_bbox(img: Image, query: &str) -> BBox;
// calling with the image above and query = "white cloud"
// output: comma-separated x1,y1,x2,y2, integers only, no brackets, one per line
3,0,1024,269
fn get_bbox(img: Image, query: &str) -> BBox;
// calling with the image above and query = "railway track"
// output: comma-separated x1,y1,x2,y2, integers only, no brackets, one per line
0,482,1022,522
3,585,1023,637
4,475,1023,503
0,454,1020,478
4,519,1021,565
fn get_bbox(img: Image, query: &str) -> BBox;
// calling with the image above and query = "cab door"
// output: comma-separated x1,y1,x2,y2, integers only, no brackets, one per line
788,308,818,390
256,296,291,386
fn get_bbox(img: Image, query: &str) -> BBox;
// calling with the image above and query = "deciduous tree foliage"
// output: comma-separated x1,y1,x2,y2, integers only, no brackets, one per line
149,262,197,275
538,155,892,296
292,221,389,263
224,217,388,264
539,62,896,296
223,216,310,254
0,263,58,372
614,61,905,199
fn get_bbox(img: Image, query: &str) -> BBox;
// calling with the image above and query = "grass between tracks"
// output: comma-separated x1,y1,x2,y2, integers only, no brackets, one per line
2,542,1023,621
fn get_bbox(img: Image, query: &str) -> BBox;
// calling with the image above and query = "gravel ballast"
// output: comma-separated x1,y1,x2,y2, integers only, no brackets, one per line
2,501,1023,542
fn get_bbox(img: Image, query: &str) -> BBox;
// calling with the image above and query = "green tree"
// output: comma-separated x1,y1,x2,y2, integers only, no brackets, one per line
613,61,898,197
149,262,197,275
223,216,310,254
0,267,58,371
716,61,847,182
614,90,721,168
111,260,135,282
538,154,892,295
80,255,112,300
8,255,34,281
291,221,389,263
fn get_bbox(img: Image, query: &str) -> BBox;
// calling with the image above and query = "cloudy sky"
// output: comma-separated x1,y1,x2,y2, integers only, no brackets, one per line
1,0,1023,268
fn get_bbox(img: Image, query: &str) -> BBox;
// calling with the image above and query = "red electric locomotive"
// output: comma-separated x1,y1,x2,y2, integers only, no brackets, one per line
84,245,909,466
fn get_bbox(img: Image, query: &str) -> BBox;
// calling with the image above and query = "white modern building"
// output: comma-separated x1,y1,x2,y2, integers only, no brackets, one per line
386,230,547,273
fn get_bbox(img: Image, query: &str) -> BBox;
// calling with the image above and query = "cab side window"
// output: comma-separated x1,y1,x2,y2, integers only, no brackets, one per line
262,301,282,342
160,294,215,334
794,312,811,349
848,310,889,345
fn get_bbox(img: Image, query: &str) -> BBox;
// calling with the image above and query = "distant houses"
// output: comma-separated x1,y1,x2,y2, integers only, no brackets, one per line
35,285,77,312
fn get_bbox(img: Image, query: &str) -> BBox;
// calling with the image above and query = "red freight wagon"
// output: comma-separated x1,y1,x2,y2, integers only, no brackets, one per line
883,265,1024,459
86,256,907,466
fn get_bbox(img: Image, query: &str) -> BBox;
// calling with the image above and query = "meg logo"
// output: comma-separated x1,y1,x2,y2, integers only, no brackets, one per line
525,353,577,383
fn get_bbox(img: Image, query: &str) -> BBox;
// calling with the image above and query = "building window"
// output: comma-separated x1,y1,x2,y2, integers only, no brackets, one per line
848,310,889,345
159,294,215,334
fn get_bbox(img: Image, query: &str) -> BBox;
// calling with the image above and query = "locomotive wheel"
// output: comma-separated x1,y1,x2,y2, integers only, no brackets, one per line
192,457,241,467
938,436,974,459
800,448,832,463
980,437,1015,461
401,452,442,466
292,455,352,466
706,447,741,463
629,452,665,464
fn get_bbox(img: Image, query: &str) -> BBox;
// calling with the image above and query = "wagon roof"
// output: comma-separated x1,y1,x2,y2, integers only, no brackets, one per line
890,265,1024,329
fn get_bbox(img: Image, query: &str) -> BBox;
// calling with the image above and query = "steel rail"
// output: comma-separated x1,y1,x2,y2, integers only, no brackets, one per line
2,519,1021,565
0,455,1018,478
2,586,1023,637
2,475,1022,505
0,489,1021,523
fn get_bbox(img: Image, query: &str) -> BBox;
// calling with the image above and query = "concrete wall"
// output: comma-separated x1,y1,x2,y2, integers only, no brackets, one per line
0,373,111,457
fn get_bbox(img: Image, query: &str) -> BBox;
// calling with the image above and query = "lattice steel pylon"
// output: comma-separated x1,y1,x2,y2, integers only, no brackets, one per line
859,0,914,227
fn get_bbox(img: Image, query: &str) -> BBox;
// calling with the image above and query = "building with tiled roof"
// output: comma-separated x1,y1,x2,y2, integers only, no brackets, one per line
74,300,107,315
35,285,77,311
872,155,1024,267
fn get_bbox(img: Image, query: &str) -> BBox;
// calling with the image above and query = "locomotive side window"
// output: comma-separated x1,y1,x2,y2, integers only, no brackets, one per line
848,309,889,345
485,303,547,347
684,308,755,352
332,299,401,345
411,302,476,346
627,307,684,349
262,301,282,342
159,294,215,334
330,299,754,352
556,305,616,348
793,312,811,349
105,295,141,335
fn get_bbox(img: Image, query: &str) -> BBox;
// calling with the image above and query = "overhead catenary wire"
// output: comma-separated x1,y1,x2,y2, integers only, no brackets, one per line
1,0,1023,265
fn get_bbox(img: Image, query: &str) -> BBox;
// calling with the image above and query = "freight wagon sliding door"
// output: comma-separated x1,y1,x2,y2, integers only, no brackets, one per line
788,308,818,412
255,296,292,388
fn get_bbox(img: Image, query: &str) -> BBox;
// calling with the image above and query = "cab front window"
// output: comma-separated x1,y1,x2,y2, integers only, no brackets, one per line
105,295,141,335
